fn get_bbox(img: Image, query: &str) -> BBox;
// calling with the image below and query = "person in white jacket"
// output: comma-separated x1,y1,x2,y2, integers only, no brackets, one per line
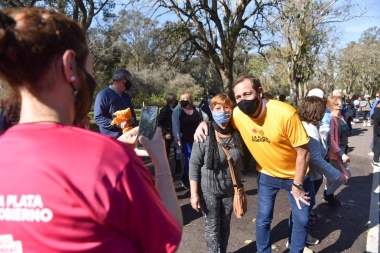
288,94,348,249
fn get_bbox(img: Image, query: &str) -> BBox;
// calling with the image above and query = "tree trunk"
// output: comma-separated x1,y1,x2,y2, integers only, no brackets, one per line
220,70,234,101
288,66,298,106
298,82,303,100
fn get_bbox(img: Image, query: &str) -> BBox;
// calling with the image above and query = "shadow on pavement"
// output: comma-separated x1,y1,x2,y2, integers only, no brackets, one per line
181,203,203,226
309,172,373,253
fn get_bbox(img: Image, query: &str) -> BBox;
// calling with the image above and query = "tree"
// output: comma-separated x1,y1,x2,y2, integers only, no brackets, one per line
144,0,276,99
337,27,380,96
337,42,360,94
356,27,380,95
1,0,115,30
268,0,358,105
112,9,161,71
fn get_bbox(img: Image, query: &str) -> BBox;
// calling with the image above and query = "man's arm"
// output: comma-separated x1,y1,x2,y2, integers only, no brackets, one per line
94,92,118,131
194,121,209,143
124,94,136,123
292,143,311,209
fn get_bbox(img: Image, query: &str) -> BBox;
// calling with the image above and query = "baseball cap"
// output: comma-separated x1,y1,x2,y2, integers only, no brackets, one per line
307,88,324,98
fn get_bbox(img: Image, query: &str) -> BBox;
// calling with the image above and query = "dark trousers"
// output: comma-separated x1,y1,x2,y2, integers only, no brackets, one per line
201,194,233,253
373,132,380,163
164,139,173,158
346,117,353,131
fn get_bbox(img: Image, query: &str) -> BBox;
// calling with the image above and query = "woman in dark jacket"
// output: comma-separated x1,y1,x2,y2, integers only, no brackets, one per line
372,103,380,167
189,94,244,253
157,93,181,173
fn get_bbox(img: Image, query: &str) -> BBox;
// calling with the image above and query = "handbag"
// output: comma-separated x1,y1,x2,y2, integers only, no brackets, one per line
215,131,247,218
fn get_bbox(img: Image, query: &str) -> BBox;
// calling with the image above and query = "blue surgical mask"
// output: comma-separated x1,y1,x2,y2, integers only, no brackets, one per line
212,111,231,126
376,97,380,101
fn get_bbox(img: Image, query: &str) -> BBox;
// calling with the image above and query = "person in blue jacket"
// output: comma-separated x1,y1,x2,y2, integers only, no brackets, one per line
94,69,136,137
370,90,380,120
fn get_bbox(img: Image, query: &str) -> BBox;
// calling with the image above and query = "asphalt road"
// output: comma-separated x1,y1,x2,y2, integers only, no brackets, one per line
145,121,379,253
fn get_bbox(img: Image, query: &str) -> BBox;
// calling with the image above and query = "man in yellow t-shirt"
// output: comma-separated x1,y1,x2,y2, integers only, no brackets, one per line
195,75,311,253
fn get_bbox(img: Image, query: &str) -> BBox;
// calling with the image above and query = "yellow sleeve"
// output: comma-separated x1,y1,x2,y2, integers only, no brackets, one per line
286,112,310,148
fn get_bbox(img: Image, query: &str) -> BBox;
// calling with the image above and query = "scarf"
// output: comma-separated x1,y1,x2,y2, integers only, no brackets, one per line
206,121,244,170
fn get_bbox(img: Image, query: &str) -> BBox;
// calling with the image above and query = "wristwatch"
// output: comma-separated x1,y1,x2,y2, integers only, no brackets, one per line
292,182,303,189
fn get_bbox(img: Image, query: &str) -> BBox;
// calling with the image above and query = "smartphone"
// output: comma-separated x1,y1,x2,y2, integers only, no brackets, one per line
136,106,159,149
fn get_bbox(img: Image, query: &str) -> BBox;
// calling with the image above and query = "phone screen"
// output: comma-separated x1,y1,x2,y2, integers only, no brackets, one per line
136,106,159,149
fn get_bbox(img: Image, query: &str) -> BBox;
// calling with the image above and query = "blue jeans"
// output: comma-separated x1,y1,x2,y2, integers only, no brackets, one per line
288,178,316,245
181,141,193,176
256,173,311,253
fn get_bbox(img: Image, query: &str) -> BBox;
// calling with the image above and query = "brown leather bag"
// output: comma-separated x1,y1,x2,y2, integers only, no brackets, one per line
216,131,247,218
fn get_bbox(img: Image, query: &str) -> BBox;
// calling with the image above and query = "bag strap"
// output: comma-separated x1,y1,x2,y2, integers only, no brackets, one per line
215,130,238,187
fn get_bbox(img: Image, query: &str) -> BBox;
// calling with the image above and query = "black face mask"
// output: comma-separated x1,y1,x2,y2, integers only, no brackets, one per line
86,72,96,101
124,80,132,91
237,98,260,116
73,72,97,125
180,100,189,108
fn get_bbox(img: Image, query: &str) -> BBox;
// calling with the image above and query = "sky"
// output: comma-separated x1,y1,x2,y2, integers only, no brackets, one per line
337,0,380,46
121,0,379,47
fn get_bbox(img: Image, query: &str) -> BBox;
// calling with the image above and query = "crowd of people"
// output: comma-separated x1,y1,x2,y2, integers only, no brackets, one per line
0,6,377,253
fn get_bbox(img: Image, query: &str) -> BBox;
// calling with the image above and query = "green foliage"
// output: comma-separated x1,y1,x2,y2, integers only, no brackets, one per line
131,93,166,108
338,27,380,95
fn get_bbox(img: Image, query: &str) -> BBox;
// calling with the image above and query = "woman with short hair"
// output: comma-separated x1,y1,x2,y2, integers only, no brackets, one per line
189,93,244,253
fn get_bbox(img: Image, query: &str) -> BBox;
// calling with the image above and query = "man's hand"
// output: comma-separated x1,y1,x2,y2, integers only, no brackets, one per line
336,173,348,184
291,186,310,209
342,154,350,163
120,121,128,129
194,121,209,143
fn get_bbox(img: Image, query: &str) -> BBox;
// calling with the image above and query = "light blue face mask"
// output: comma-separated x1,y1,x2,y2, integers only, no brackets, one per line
376,97,380,101
212,111,231,127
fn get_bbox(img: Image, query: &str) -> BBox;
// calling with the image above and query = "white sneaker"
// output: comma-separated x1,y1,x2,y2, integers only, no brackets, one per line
367,123,372,127
363,123,367,127
368,152,374,156
285,241,314,253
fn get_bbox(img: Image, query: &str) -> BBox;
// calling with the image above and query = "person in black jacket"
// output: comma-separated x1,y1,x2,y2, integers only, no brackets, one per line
372,103,380,167
199,92,215,121
344,98,355,133
158,93,181,173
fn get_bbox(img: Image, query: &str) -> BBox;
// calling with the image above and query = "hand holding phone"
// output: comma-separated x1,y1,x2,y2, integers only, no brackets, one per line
136,106,159,149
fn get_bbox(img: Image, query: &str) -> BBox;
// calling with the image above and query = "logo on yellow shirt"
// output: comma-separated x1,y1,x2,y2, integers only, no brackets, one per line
251,128,270,143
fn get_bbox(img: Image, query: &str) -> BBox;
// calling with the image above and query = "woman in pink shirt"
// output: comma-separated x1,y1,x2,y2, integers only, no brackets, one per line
0,7,182,252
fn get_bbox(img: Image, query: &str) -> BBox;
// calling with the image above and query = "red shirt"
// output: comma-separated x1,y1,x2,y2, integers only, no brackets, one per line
0,123,181,253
